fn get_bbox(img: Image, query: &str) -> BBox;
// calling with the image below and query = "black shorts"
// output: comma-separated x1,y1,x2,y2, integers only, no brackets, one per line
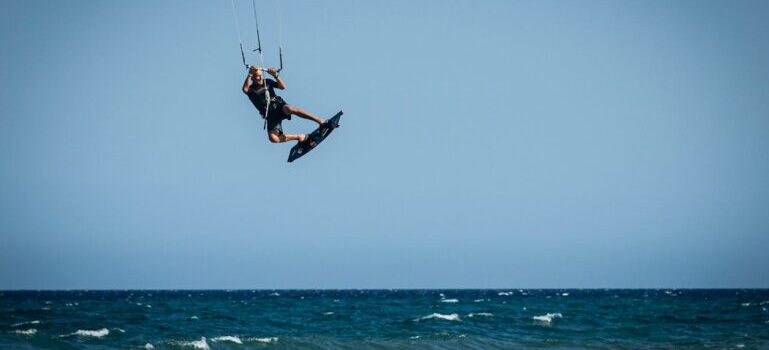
265,96,291,134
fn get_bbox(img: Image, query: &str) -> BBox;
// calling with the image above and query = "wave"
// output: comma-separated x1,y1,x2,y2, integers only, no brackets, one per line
323,312,334,315
60,328,110,338
441,298,458,303
211,336,242,344
74,328,110,337
416,313,461,322
11,320,40,327
468,312,493,317
14,329,37,335
144,344,154,349
498,291,513,296
533,313,562,323
176,337,209,349
245,337,278,343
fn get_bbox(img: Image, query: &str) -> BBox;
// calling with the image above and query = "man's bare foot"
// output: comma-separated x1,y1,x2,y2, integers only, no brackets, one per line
318,119,325,126
297,134,308,142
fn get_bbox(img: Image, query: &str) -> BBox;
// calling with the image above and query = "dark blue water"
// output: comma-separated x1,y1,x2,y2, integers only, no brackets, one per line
1,289,767,349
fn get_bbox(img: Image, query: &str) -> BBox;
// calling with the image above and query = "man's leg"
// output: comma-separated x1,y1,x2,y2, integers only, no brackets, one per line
283,105,324,125
268,131,306,143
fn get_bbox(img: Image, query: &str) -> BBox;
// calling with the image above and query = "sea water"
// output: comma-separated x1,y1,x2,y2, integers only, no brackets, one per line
1,289,767,349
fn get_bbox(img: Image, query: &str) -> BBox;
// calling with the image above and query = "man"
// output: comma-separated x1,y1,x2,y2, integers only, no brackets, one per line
242,65,325,143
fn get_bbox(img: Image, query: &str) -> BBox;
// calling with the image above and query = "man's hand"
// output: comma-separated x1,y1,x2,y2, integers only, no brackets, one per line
266,67,279,77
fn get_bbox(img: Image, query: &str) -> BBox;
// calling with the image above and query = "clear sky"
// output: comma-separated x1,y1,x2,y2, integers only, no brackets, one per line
1,0,768,289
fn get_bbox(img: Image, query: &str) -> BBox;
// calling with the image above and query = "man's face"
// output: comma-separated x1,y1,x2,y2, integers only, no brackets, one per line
253,68,263,80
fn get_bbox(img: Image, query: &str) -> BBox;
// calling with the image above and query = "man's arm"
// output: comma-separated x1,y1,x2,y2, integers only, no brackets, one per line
242,73,254,94
267,68,285,90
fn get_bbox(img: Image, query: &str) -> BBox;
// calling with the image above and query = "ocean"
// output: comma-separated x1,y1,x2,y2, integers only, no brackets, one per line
1,289,767,349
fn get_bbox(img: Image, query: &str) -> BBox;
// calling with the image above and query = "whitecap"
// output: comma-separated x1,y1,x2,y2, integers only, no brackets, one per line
468,312,493,317
323,312,334,315
473,299,484,302
410,335,420,339
561,293,569,297
498,291,513,296
112,328,125,333
533,313,562,323
178,337,209,349
212,336,243,344
269,292,280,296
741,303,751,307
144,343,154,349
441,298,459,303
72,328,110,337
246,337,278,343
11,320,40,327
190,316,199,320
14,329,37,335
417,313,461,322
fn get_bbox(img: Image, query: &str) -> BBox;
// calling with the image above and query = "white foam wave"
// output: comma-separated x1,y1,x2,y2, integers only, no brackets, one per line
269,292,280,296
246,337,278,343
11,320,40,327
561,293,569,297
190,316,199,320
144,343,155,349
473,299,485,302
410,335,420,339
741,303,751,307
113,328,125,333
533,313,562,323
417,313,461,322
212,336,243,344
323,312,334,315
70,328,110,338
178,337,210,349
441,298,458,303
14,329,37,335
468,312,493,317
498,291,513,296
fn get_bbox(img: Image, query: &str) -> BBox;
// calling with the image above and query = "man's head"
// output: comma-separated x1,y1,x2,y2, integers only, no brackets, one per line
249,65,263,80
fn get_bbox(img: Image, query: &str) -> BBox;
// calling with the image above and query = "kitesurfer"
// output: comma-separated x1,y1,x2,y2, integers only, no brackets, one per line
242,65,325,143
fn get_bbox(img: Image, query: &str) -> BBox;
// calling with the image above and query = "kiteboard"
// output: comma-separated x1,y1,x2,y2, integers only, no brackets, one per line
287,111,343,162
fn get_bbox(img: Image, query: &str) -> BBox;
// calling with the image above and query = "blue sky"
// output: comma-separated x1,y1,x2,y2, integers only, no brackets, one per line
1,0,768,289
